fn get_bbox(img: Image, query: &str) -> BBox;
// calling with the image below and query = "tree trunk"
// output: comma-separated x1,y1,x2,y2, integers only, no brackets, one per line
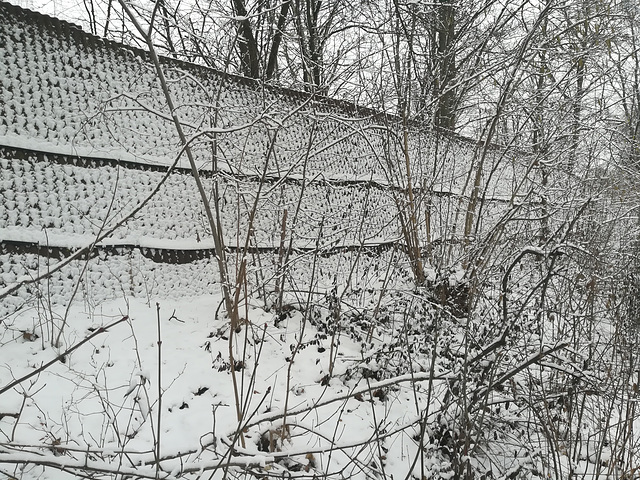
232,0,260,78
434,0,456,130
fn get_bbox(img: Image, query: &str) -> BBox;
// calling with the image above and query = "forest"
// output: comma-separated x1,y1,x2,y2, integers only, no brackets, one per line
1,0,640,479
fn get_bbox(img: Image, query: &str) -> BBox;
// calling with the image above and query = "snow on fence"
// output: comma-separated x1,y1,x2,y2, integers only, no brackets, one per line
0,0,535,316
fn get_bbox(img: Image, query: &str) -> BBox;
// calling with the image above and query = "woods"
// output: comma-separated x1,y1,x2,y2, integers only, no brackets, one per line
2,0,640,479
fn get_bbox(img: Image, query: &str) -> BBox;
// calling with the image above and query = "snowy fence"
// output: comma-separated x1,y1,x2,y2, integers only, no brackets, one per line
0,1,536,316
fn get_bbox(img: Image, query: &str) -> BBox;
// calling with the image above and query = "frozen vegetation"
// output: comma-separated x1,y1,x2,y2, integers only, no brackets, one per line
2,1,640,480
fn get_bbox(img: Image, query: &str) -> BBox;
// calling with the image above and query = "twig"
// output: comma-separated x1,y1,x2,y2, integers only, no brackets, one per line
155,303,163,480
471,342,570,408
0,316,129,396
0,141,189,303
241,369,449,432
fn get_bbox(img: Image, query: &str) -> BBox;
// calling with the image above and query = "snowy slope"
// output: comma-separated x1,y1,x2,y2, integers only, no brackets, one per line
4,3,622,480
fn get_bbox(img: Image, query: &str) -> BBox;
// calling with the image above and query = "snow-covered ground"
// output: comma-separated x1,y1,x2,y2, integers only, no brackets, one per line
3,2,640,479
3,268,635,480
0,291,455,480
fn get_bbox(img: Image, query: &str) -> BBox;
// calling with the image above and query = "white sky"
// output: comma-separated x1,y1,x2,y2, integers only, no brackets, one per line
9,0,90,27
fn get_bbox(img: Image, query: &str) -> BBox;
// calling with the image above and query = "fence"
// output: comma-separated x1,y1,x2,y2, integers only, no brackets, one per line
0,0,536,317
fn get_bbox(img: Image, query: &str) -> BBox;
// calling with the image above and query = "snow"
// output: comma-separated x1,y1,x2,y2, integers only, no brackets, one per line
0,1,527,204
3,2,640,479
0,147,409,251
0,294,437,479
